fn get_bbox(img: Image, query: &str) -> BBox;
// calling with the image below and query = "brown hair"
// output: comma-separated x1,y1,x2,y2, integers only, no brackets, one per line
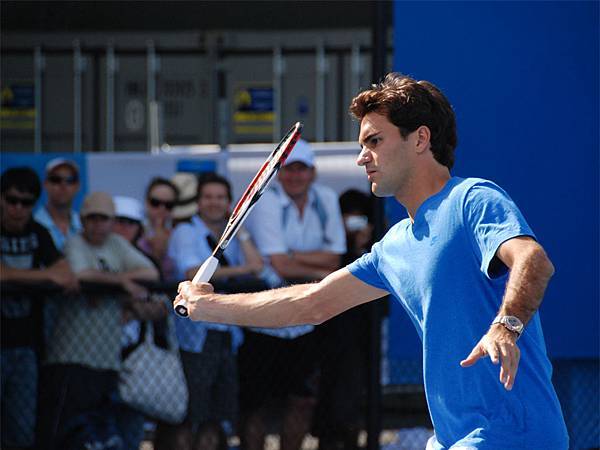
349,73,457,169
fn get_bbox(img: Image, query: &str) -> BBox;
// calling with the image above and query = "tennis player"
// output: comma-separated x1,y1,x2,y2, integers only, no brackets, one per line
176,73,569,449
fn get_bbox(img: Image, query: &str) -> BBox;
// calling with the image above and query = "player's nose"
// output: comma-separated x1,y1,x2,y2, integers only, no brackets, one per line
356,147,369,166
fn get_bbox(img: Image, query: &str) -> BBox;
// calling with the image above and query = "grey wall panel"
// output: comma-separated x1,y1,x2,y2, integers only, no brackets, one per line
159,55,213,145
113,55,147,151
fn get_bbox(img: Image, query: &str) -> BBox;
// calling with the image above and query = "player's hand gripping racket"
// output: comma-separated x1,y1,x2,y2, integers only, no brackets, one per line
173,122,304,317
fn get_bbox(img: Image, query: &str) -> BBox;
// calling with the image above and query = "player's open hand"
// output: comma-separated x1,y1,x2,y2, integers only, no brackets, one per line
460,325,520,391
175,281,214,320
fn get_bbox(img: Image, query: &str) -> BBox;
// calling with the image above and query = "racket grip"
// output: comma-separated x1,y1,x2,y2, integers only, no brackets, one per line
173,256,219,318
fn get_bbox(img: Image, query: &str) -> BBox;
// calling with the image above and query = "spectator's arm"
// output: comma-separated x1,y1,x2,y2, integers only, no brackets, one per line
1,259,79,292
270,253,333,281
290,250,341,272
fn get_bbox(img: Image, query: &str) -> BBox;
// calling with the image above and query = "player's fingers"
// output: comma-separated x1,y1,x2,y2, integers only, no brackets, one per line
503,345,521,390
498,344,512,385
486,341,500,365
173,294,183,306
178,281,190,293
460,344,486,367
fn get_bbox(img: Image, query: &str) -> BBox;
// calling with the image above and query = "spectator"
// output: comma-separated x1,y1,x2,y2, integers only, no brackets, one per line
34,158,83,364
0,167,78,450
38,192,159,450
170,172,199,227
139,177,178,281
34,158,82,251
168,172,264,450
313,189,375,450
112,195,172,450
242,140,346,450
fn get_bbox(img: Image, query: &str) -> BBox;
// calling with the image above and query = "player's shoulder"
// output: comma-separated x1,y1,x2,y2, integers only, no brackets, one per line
448,177,509,202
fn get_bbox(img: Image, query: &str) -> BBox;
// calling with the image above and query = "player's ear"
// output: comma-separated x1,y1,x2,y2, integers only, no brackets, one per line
415,126,431,154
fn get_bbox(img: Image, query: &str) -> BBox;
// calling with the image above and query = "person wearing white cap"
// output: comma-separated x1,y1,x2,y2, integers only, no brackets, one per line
240,139,347,450
34,158,82,251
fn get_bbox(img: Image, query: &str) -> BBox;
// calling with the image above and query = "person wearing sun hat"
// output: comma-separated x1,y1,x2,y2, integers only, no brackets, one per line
170,172,199,225
34,157,82,251
38,191,159,449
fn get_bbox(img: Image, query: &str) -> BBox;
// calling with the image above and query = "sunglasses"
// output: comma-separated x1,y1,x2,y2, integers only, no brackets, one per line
148,197,175,211
4,195,36,207
48,175,79,185
115,216,141,226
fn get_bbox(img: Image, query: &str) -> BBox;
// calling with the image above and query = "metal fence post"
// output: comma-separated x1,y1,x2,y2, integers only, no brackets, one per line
315,41,327,142
146,41,160,153
34,46,44,153
350,43,362,141
105,43,117,152
272,45,283,141
73,40,83,153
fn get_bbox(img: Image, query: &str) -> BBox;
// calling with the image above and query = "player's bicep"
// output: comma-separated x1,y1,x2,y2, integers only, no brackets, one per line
495,236,549,270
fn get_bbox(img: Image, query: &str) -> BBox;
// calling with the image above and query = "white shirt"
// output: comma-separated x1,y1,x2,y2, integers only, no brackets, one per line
246,182,346,256
167,215,243,352
245,182,346,338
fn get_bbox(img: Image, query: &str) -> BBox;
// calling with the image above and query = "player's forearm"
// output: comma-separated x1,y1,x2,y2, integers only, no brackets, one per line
498,246,555,325
192,282,321,327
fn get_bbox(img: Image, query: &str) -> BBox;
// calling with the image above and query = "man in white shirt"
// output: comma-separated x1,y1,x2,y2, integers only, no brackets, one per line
242,140,346,450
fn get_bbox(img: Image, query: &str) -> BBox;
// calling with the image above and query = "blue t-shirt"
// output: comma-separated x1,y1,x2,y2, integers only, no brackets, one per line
348,177,568,450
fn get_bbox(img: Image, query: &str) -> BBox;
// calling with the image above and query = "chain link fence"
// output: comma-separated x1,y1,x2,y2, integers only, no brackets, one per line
1,282,598,450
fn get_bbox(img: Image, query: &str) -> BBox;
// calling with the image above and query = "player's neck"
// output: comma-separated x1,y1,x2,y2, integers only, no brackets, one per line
400,166,451,221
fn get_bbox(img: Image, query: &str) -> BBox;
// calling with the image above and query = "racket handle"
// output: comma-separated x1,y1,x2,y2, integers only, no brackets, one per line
173,256,219,318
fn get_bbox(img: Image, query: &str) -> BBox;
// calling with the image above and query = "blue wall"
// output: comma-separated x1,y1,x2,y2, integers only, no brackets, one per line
388,0,599,361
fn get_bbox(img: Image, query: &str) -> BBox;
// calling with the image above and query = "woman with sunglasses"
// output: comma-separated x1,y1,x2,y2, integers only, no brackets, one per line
138,178,179,282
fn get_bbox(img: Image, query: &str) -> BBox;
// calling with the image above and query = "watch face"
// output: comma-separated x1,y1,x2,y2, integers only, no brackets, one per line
505,316,523,331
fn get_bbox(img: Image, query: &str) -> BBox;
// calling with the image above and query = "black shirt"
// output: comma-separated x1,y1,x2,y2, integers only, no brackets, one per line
1,220,62,349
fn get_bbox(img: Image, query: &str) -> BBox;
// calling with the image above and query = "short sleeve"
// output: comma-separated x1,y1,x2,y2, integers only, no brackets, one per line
245,189,288,256
168,222,211,278
463,181,536,278
34,222,63,267
112,235,155,271
346,242,387,290
65,235,93,273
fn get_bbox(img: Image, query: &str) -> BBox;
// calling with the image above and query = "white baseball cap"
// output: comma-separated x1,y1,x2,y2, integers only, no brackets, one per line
114,196,144,222
45,158,79,175
283,139,315,168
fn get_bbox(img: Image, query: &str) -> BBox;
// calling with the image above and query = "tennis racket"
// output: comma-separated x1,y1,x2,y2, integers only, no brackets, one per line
173,122,304,317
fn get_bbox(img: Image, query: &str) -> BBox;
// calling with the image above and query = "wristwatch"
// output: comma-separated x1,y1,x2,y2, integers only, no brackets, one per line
492,315,524,338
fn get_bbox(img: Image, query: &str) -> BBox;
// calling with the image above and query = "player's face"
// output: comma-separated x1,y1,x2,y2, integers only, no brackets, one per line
278,162,315,200
357,112,417,198
82,214,114,246
44,166,80,208
198,182,230,224
1,187,36,232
